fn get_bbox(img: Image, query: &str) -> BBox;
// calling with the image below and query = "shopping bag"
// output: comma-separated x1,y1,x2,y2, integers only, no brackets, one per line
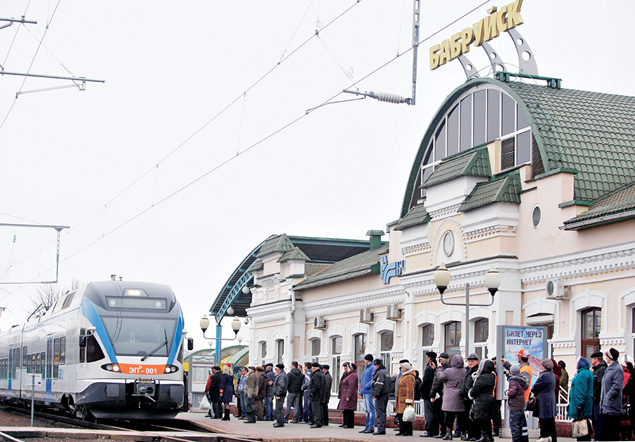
526,394,538,412
199,395,211,411
571,417,591,438
402,404,416,422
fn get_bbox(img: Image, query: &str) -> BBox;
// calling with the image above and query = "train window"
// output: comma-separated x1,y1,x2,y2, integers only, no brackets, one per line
40,352,45,378
80,328,86,363
86,334,105,363
61,292,75,309
60,337,66,365
22,346,27,369
13,348,19,379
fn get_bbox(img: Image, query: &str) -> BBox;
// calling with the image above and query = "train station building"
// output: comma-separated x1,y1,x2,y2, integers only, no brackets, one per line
208,71,635,389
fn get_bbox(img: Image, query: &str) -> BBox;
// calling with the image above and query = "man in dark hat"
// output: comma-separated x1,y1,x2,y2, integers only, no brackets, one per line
264,363,275,420
372,358,390,435
600,348,623,441
590,350,607,440
245,366,259,423
272,364,288,427
208,366,222,419
421,351,438,437
321,365,332,426
430,352,450,439
360,353,376,434
309,362,325,428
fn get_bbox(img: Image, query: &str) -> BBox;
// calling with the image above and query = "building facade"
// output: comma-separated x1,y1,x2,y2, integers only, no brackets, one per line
212,74,635,392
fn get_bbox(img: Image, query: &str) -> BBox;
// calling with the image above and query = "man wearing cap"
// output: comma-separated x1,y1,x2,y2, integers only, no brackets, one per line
245,366,259,424
360,353,376,434
600,348,623,441
430,352,450,439
590,350,607,440
372,358,391,435
264,363,275,421
461,354,480,441
321,365,333,426
272,364,288,427
421,351,439,437
517,350,532,403
309,362,326,428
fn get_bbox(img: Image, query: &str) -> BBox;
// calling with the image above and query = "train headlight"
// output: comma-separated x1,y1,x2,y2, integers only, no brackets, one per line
101,363,121,372
163,365,179,374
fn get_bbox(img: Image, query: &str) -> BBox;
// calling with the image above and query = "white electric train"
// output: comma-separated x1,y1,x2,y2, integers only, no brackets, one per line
0,280,193,420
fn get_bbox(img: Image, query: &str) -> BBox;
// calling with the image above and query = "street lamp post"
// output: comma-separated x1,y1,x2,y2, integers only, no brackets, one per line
434,263,501,356
200,313,242,365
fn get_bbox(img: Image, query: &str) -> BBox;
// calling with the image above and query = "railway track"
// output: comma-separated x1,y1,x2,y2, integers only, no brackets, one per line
0,405,258,442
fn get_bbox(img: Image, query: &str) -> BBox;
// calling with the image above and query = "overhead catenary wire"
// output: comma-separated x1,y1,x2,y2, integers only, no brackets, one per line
0,0,493,304
0,0,367,281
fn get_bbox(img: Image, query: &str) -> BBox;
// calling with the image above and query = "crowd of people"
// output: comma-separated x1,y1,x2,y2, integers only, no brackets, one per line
201,346,634,441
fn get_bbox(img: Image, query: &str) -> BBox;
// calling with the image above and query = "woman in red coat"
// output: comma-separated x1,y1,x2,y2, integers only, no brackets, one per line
337,362,359,428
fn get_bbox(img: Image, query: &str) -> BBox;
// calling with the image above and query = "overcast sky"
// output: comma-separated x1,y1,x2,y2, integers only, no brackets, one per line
0,0,633,348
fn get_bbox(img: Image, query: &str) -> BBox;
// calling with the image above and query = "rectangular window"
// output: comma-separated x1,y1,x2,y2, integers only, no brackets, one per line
447,105,459,156
60,337,66,365
517,103,529,130
501,93,515,136
53,338,60,379
516,130,531,164
487,90,500,142
22,346,27,369
311,339,321,357
460,95,472,151
276,340,284,365
473,90,486,146
444,321,462,354
501,137,515,170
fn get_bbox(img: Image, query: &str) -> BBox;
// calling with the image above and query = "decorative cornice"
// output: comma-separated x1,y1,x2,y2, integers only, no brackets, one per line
464,225,516,242
303,288,406,318
520,246,635,284
402,242,432,256
429,203,461,221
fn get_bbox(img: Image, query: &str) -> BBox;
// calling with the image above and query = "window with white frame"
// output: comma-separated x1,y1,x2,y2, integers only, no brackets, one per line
354,334,366,379
444,321,461,355
276,339,284,365
259,341,267,365
379,331,393,369
331,336,342,394
473,318,488,360
311,338,321,362
421,323,434,347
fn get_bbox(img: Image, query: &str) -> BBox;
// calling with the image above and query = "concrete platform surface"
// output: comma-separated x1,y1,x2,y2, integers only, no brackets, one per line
179,411,578,442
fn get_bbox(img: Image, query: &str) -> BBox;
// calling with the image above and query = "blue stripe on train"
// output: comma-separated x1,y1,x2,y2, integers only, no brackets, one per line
80,298,118,363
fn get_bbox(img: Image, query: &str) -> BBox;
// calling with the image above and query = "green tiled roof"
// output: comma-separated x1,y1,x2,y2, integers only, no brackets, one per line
393,204,430,231
294,244,388,291
401,77,635,216
563,181,635,230
247,259,263,272
422,146,491,188
459,171,522,212
278,247,309,263
257,234,295,257
506,81,635,203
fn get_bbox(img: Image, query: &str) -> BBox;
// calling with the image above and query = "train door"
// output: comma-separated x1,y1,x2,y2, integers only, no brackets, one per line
45,337,53,403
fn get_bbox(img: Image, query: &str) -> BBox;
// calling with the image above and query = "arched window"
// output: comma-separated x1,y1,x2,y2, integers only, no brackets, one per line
581,308,601,359
444,321,461,355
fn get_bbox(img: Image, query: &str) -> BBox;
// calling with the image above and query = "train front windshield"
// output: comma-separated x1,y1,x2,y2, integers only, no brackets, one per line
102,317,177,357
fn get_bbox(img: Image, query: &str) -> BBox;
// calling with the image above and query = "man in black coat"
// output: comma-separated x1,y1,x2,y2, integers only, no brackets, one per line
272,364,288,428
430,352,450,439
421,351,439,437
321,365,333,426
285,361,304,423
309,362,325,428
372,359,391,435
461,353,480,441
591,350,607,441
209,366,222,419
